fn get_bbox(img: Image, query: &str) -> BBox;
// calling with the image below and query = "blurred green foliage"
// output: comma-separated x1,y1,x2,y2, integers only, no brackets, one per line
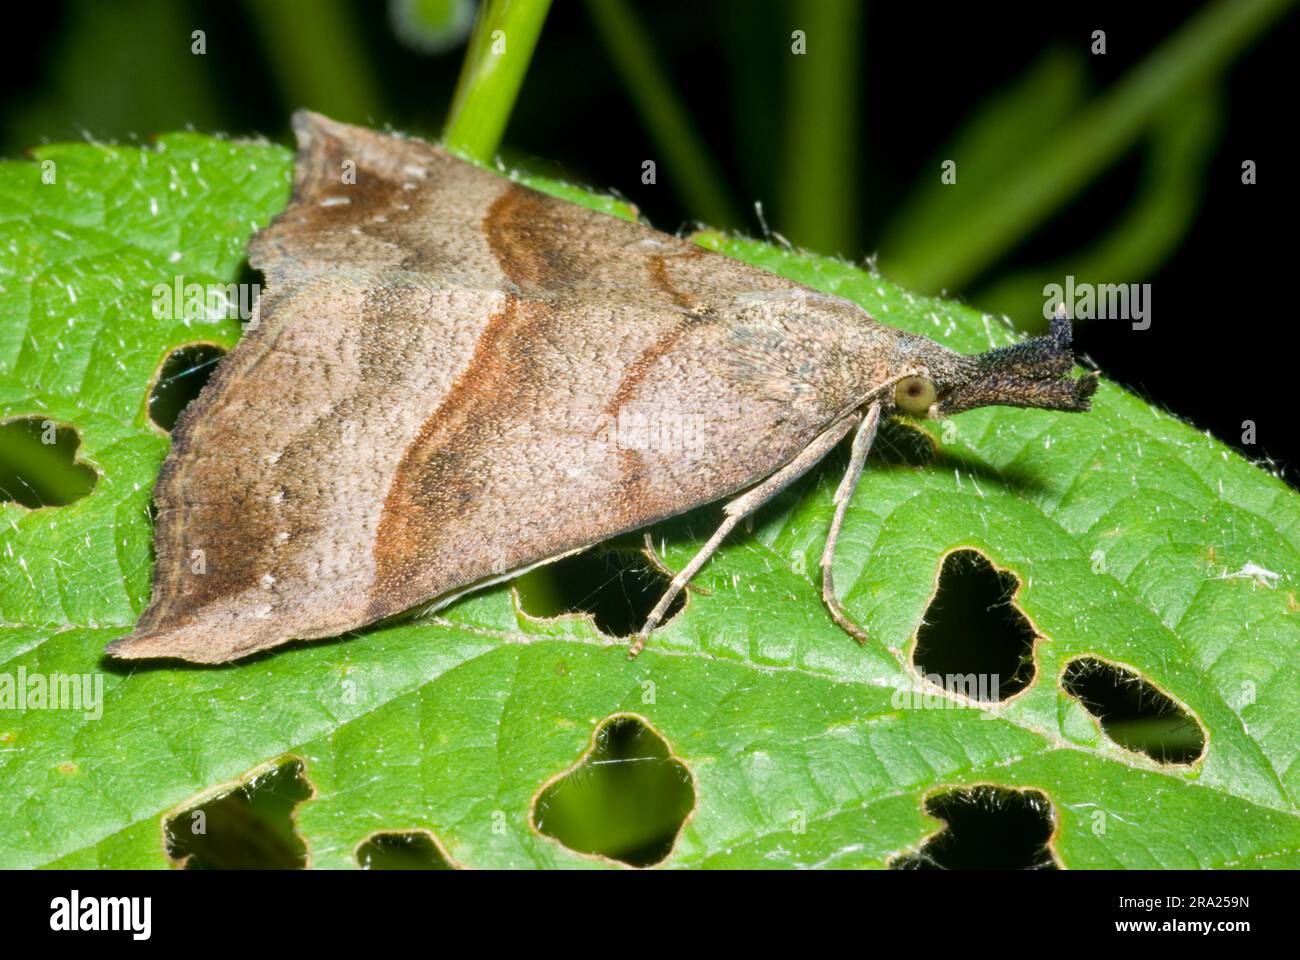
10,0,1289,307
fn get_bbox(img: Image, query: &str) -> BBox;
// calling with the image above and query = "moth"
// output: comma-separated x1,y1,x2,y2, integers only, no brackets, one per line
107,111,1096,664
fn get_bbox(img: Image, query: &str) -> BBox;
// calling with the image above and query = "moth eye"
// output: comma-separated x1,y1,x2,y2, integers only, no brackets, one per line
895,376,937,415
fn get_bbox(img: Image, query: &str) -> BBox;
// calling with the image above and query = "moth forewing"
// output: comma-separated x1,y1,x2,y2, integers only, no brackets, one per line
108,115,848,662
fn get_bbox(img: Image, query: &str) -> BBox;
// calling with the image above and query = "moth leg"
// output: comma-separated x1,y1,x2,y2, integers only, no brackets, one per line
820,401,882,644
642,531,713,597
628,410,864,658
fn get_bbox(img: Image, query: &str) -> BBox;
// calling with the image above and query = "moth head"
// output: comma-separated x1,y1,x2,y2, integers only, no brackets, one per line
891,315,1098,419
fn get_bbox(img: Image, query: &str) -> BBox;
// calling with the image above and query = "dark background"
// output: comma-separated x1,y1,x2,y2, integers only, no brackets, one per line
6,0,1297,485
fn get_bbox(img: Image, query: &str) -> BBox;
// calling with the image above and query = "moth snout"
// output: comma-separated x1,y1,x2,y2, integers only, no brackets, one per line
936,368,1098,416
931,314,1098,416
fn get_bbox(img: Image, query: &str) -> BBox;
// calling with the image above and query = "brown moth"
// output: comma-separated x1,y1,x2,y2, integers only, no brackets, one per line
106,111,1097,664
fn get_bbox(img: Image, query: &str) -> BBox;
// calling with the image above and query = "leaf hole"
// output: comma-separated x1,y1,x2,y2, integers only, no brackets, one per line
911,549,1037,702
0,417,98,508
355,831,455,870
1061,657,1205,764
533,715,694,867
148,343,225,432
165,759,311,869
515,542,683,637
890,786,1058,870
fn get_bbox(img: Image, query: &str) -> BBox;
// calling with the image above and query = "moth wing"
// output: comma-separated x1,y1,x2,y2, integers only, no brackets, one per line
250,112,793,300
110,113,521,662
109,114,847,662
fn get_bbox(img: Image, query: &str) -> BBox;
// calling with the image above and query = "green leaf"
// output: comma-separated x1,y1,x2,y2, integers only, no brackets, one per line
2,134,1297,870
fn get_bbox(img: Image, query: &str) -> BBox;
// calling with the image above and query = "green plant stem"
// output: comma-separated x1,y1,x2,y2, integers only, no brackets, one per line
244,0,383,123
583,0,737,228
974,88,1222,331
781,0,861,256
443,0,554,160
881,0,1293,292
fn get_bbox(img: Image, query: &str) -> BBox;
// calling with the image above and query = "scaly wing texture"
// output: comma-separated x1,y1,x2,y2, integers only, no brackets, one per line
109,113,830,662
